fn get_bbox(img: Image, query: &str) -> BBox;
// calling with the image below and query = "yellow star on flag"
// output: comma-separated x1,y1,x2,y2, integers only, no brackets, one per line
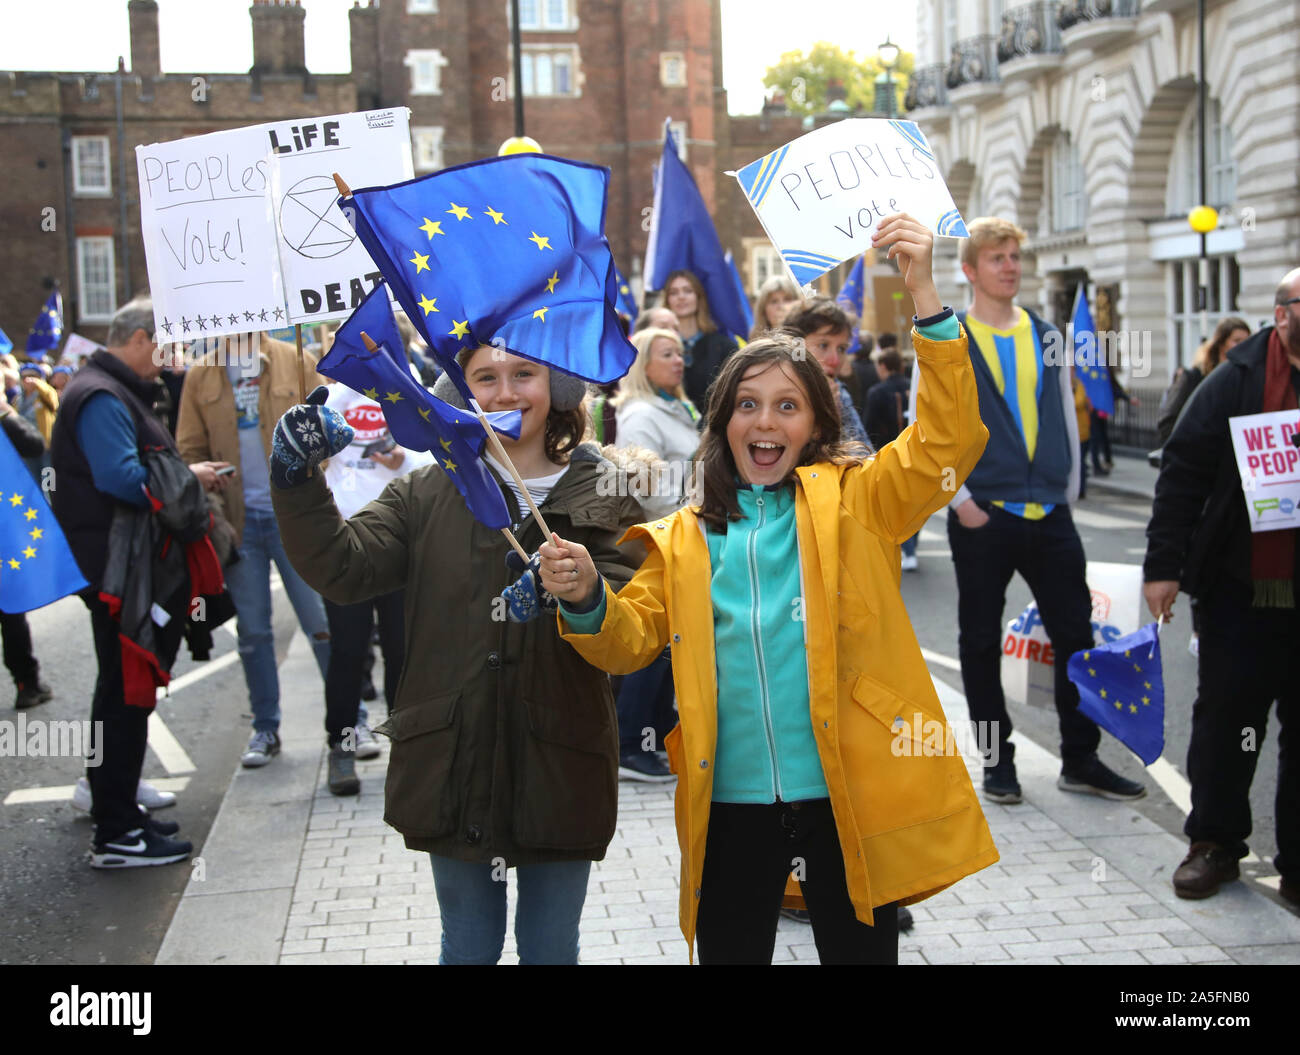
363,387,379,400
1129,704,1139,714
1082,651,1090,661
384,391,404,404
447,202,472,221
439,438,452,452
418,407,431,421
485,206,507,225
23,509,36,522
529,232,552,251
448,320,470,340
1132,662,1142,672
442,457,458,472
22,546,35,559
1124,650,1131,658
1141,695,1150,705
533,306,549,322
545,270,559,293
1114,700,1123,710
1087,668,1096,678
29,528,42,540
1143,681,1152,690
419,217,444,239
9,494,22,507
410,250,431,274
7,559,18,570
1099,689,1108,699
418,294,439,315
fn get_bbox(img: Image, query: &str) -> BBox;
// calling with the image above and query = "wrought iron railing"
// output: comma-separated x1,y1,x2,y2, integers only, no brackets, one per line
905,64,949,111
946,36,999,91
1110,386,1163,451
1059,0,1141,31
997,1,1064,63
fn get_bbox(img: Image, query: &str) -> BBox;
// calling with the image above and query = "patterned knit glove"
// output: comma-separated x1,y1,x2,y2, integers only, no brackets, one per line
270,385,354,489
500,549,557,623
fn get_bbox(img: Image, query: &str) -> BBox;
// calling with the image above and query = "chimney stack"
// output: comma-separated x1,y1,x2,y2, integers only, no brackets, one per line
250,0,308,76
128,0,160,77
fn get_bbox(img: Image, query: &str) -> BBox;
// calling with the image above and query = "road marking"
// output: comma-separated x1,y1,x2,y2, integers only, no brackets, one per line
4,776,190,807
1072,508,1148,530
921,647,962,672
147,712,196,775
917,549,951,557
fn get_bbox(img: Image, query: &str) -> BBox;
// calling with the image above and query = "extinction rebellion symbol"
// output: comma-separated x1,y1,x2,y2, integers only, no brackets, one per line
279,175,356,259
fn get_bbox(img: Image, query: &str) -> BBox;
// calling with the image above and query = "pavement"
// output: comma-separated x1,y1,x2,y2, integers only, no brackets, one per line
155,602,1300,965
1085,449,1159,502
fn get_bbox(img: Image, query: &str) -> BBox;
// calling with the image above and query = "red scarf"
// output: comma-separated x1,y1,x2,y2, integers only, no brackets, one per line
1251,329,1297,607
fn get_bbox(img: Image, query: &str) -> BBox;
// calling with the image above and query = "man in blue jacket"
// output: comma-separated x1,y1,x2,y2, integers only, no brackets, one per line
945,218,1144,805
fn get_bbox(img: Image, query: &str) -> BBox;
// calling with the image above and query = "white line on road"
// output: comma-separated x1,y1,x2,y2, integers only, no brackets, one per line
147,711,196,776
920,647,962,672
1072,508,1149,530
3,776,190,807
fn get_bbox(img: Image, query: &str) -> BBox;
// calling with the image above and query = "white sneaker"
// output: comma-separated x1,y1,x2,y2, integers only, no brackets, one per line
901,554,919,572
354,720,382,760
73,777,178,812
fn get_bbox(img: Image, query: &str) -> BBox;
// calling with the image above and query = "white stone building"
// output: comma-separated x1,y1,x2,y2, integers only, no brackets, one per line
907,0,1300,385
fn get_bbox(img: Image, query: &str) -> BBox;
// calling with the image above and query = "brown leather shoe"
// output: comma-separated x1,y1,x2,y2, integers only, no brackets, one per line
1172,842,1240,899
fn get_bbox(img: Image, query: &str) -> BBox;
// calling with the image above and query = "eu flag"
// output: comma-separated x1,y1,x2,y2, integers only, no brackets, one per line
0,429,88,613
26,291,63,358
1066,623,1165,765
0,326,12,357
724,251,754,338
319,291,522,531
1071,286,1114,416
644,119,751,343
837,254,866,356
327,280,409,375
339,153,635,395
614,265,638,325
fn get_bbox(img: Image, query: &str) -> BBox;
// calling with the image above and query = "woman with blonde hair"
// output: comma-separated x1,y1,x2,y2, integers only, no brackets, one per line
749,274,801,341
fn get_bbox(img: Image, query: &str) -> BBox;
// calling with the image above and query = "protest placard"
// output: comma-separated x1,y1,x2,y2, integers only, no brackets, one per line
733,118,967,286
136,109,411,342
61,334,103,363
1229,409,1300,531
268,109,412,325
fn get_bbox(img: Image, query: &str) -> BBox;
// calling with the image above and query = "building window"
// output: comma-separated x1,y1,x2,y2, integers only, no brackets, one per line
412,126,444,172
407,0,437,11
521,46,579,97
943,0,959,56
1168,97,1237,215
660,52,686,87
405,50,447,95
1167,254,1240,370
77,237,116,322
669,121,688,162
1049,131,1086,233
519,0,575,31
747,243,785,294
72,136,111,197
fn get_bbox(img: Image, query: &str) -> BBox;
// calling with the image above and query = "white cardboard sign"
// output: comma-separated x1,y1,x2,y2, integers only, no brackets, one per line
1228,409,1300,532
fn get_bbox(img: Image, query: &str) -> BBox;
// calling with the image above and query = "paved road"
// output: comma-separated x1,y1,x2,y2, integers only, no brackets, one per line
900,487,1283,877
0,589,304,965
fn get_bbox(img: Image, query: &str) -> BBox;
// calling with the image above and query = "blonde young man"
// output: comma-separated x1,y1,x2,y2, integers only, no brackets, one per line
945,218,1144,805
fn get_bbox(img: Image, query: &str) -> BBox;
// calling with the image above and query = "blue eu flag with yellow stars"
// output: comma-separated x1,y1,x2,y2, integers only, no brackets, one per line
338,153,636,398
26,290,63,358
614,265,638,325
319,286,522,530
1066,623,1165,765
0,326,12,358
837,254,866,356
0,430,88,613
1071,286,1113,416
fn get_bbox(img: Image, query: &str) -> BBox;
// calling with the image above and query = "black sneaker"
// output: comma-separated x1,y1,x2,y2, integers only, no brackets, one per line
90,827,192,869
618,751,676,783
898,905,914,932
14,680,53,710
983,759,1022,804
1058,755,1146,801
327,745,360,796
359,675,378,702
138,806,181,837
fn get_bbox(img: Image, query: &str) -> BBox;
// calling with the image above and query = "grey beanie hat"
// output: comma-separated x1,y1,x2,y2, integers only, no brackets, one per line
432,358,586,412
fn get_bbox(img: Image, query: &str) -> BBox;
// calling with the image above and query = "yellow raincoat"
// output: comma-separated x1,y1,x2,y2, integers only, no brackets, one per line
560,328,999,956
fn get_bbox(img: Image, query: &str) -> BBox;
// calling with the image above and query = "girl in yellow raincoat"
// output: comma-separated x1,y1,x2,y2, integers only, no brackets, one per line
541,215,999,964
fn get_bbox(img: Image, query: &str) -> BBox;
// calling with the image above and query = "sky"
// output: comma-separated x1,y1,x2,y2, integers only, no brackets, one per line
0,0,917,115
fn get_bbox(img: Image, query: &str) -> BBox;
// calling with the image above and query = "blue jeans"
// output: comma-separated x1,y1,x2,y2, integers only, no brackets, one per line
429,854,592,964
224,507,331,733
900,533,918,558
616,649,675,755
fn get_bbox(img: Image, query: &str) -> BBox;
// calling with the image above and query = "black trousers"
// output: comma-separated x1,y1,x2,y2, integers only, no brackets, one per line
948,502,1101,768
324,591,405,747
1187,593,1299,879
696,799,899,965
85,596,150,842
0,610,39,687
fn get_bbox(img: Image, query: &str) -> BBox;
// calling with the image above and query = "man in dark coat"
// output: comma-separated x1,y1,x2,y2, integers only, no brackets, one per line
1144,266,1300,904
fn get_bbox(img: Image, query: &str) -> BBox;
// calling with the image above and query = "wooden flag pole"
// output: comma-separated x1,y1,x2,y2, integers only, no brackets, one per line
469,404,554,541
358,330,532,566
294,323,307,403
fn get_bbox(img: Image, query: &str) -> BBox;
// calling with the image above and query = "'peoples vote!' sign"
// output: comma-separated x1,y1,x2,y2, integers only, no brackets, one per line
1229,409,1300,531
734,118,967,286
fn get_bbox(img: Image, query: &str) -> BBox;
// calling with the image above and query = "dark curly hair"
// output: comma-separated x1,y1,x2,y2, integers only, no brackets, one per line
694,333,867,530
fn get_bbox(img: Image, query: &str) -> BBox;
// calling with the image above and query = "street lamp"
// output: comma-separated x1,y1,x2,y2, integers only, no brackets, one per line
878,36,900,117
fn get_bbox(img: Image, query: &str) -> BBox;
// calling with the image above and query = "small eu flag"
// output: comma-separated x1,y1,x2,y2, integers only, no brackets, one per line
0,326,12,357
724,251,754,338
26,290,63,358
1070,286,1113,416
319,286,522,531
339,153,635,396
1066,623,1165,765
0,429,88,613
836,254,866,357
614,265,638,325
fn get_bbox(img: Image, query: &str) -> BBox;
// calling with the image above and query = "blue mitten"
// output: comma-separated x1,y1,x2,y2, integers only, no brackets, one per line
500,549,557,623
270,385,354,488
